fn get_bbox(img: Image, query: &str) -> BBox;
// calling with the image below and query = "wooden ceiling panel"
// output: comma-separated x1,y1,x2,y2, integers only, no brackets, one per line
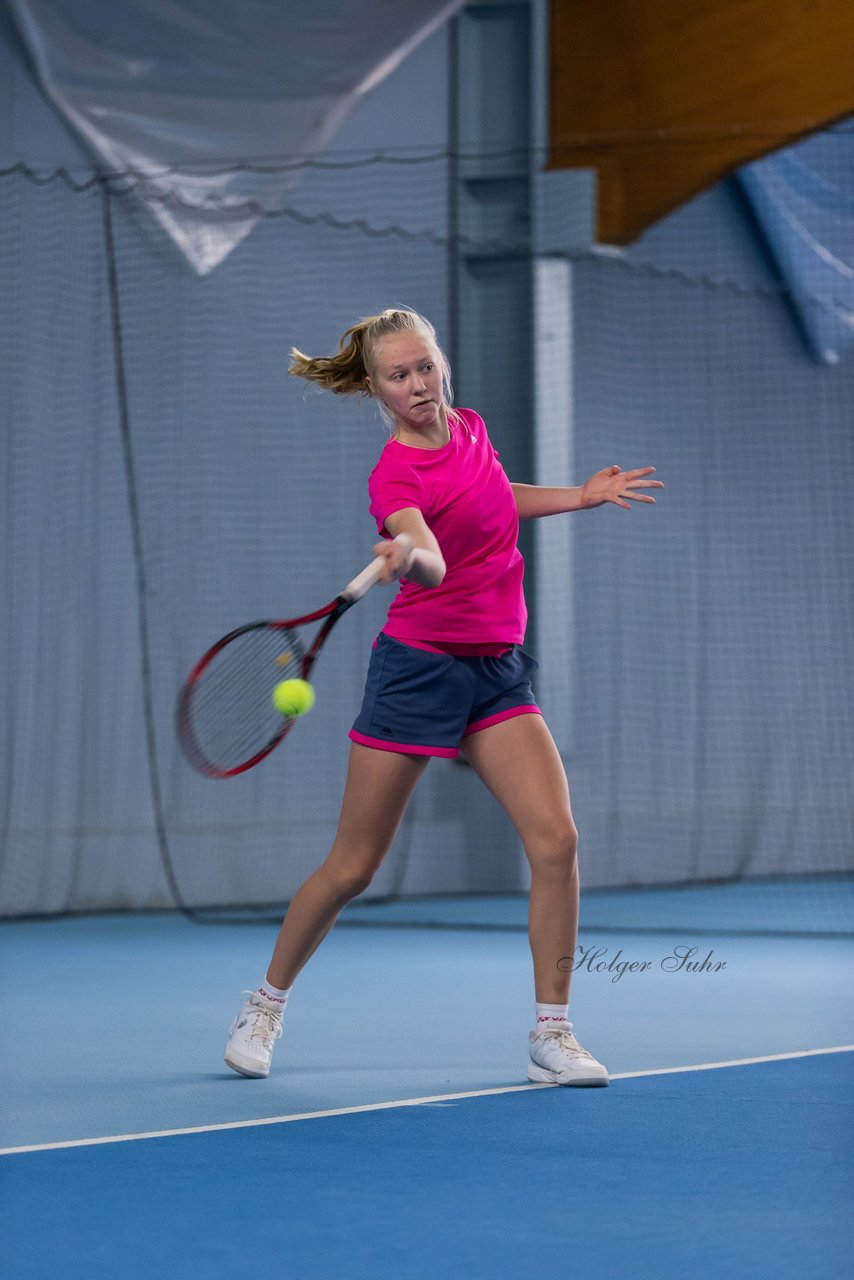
549,0,854,243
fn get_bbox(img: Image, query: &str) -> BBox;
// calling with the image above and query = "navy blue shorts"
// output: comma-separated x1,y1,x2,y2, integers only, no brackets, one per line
349,632,541,758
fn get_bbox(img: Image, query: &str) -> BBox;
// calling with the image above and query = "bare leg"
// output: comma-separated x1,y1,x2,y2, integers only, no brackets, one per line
266,743,428,989
461,714,579,1004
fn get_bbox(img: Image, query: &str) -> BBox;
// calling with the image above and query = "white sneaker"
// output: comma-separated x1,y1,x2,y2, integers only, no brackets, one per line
224,991,283,1078
527,1022,609,1087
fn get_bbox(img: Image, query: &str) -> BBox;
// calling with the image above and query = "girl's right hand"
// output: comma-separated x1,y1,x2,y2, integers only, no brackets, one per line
374,533,414,583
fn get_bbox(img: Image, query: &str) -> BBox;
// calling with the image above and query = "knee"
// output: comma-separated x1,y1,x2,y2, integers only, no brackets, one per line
527,820,579,878
322,854,380,903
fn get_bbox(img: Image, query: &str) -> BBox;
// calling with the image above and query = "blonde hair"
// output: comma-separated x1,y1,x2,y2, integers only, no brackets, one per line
289,308,456,429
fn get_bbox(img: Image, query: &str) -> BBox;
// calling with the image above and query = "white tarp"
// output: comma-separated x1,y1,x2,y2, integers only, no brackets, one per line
10,0,463,273
738,122,854,366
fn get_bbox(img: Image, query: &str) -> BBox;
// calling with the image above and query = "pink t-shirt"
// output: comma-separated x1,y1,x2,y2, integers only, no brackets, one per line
368,407,527,645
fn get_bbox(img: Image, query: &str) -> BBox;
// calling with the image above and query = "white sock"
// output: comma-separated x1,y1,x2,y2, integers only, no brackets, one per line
256,978,291,1011
535,1002,570,1029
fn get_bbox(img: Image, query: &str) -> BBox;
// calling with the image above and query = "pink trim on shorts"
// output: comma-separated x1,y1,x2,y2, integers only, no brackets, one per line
391,636,453,655
463,705,542,738
348,728,460,758
381,632,513,658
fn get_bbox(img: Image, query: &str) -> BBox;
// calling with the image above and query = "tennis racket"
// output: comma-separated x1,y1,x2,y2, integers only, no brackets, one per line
177,537,408,779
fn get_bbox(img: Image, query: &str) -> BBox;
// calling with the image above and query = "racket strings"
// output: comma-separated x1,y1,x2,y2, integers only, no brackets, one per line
184,625,307,774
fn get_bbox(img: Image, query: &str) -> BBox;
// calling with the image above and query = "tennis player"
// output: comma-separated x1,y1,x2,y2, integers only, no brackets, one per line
225,308,662,1085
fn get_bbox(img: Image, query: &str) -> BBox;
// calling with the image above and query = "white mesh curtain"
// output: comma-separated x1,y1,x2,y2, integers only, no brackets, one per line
9,0,463,273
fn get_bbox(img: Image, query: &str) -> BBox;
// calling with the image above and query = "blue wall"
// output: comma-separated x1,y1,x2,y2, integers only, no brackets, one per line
2,6,851,917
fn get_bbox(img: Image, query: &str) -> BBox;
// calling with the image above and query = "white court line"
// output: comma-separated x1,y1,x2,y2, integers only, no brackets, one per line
2,1044,852,1157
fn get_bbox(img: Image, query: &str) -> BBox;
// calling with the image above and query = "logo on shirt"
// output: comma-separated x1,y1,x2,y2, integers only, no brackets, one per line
470,434,477,443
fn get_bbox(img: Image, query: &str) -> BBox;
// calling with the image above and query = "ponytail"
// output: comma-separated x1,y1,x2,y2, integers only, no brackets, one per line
289,319,374,397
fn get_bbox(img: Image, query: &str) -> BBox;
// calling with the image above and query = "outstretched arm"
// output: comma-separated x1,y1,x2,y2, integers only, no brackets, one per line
512,467,663,518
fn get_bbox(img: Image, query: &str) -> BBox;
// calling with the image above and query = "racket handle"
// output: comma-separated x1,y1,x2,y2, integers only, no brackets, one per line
339,534,413,604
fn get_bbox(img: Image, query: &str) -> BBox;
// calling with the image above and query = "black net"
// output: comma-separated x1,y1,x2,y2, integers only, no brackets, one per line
1,138,852,935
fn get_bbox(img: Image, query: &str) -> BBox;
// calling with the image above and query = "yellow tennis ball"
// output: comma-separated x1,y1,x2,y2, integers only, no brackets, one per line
272,678,315,717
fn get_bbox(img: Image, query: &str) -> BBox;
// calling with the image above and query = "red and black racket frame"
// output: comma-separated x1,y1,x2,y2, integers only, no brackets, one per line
176,593,355,780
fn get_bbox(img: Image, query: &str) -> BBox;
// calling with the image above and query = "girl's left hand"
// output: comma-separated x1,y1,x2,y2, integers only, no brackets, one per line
581,466,664,511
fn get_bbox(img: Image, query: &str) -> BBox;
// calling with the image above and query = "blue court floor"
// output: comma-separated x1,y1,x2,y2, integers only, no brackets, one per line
1,909,853,1148
1,898,852,1277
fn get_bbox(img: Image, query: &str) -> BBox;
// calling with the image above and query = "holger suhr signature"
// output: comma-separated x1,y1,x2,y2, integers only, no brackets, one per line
557,945,727,982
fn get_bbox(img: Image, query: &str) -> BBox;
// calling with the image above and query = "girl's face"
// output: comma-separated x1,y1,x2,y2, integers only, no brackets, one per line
367,332,446,436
